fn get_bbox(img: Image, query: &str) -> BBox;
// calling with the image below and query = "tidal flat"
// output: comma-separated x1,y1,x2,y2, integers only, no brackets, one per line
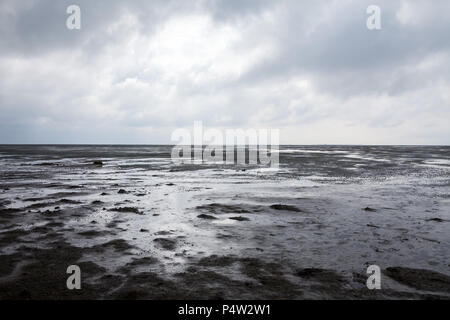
0,145,449,299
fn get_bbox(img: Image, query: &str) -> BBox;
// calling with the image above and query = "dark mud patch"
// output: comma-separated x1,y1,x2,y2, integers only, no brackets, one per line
128,256,158,266
0,208,21,220
174,268,244,299
239,258,302,299
77,230,110,238
426,218,447,223
105,219,126,229
0,199,12,207
112,272,182,299
154,231,173,236
25,202,58,209
198,255,237,267
153,238,176,250
192,255,302,299
67,185,83,190
0,252,24,276
109,207,143,215
384,267,450,293
0,240,108,299
118,257,159,274
77,261,106,274
33,162,63,167
270,204,302,212
196,203,253,214
29,225,52,234
23,197,47,202
40,209,63,216
216,233,233,240
47,192,90,199
45,221,65,228
0,228,30,246
58,199,83,205
296,268,345,285
90,239,135,253
229,216,250,221
197,214,217,220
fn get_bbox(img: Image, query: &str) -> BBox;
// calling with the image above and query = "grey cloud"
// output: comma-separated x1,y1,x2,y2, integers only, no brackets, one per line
0,0,449,144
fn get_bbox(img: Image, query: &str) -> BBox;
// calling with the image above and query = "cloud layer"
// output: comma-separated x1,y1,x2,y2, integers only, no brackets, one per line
0,0,449,144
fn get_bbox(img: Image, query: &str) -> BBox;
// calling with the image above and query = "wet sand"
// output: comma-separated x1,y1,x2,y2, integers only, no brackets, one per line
0,145,449,299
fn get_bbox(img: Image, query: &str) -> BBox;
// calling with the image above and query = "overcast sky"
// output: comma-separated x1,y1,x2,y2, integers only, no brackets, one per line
0,0,449,144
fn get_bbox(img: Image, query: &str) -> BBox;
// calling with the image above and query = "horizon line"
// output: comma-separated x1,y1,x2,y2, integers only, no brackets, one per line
0,143,449,147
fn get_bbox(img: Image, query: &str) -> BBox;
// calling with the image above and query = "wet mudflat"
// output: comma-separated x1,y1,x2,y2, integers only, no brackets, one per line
0,145,449,299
